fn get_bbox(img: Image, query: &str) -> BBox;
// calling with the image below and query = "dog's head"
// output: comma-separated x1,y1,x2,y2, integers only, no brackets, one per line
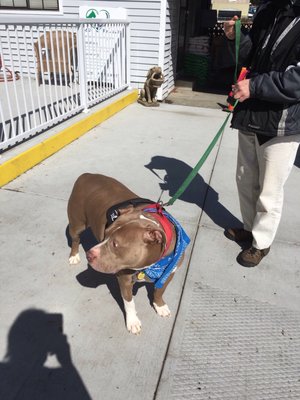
146,66,164,87
86,206,170,274
147,66,162,79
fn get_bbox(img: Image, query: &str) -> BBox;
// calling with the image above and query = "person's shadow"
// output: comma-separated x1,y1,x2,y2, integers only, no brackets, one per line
145,155,242,229
0,309,92,400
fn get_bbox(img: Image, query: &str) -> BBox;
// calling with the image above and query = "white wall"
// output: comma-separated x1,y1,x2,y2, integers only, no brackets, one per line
161,0,179,99
0,0,180,100
63,0,180,99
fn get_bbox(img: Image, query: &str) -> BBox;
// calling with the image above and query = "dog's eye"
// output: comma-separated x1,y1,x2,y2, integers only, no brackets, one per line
112,240,118,248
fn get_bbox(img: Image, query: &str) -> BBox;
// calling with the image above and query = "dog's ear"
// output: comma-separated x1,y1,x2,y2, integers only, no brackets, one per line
143,229,165,245
146,67,155,79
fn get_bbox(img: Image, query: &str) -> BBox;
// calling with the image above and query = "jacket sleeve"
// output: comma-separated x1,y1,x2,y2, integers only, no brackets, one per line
250,63,300,103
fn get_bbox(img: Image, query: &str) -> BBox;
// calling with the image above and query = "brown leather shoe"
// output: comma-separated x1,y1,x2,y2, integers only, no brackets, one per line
224,228,253,243
237,246,270,268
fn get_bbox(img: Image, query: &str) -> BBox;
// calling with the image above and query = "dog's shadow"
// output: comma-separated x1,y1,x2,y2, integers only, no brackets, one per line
76,266,122,307
76,266,154,317
66,222,155,315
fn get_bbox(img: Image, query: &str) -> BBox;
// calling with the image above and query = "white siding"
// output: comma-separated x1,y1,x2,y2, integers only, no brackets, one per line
0,0,180,100
62,0,179,99
161,0,179,99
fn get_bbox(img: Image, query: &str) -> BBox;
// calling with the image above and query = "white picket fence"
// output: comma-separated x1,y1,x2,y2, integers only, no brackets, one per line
0,16,130,152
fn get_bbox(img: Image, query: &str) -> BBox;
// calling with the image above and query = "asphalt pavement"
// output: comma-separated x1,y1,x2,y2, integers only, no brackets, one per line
0,90,300,400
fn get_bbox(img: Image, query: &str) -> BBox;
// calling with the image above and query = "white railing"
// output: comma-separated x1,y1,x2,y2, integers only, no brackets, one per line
0,16,130,152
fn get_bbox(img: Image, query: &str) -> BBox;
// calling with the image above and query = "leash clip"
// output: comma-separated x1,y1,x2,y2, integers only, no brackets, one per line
155,200,164,215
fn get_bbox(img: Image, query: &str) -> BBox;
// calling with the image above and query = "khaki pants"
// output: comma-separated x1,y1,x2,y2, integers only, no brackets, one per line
236,131,300,249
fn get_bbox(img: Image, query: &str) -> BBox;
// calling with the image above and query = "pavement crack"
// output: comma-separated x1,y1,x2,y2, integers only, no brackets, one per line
1,187,24,194
1,187,67,202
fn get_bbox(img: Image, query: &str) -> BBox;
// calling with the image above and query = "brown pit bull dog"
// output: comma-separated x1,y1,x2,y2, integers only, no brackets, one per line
67,173,190,334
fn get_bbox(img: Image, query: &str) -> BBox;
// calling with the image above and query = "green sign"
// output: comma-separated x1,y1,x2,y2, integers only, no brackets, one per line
85,8,111,19
86,9,98,18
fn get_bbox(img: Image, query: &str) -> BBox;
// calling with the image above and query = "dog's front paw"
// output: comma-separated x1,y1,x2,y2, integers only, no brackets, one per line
126,316,142,335
123,298,142,334
69,253,81,265
153,302,171,317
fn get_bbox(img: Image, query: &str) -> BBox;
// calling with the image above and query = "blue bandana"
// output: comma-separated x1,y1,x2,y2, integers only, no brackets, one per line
141,207,190,288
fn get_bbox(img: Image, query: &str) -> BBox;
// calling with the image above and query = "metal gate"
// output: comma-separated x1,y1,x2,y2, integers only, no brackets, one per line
0,17,130,152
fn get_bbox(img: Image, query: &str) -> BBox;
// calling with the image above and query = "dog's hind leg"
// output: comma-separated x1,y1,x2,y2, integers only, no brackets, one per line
117,272,142,335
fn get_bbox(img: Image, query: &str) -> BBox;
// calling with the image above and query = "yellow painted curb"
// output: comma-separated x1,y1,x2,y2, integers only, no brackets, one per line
0,90,138,187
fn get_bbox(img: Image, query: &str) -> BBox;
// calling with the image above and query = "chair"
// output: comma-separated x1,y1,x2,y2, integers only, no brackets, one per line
34,31,77,85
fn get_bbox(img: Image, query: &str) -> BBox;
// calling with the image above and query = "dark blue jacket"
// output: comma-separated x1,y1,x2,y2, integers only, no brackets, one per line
231,0,300,136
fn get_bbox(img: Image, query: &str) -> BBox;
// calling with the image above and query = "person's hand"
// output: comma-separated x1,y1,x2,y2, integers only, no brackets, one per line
232,79,250,102
223,16,240,40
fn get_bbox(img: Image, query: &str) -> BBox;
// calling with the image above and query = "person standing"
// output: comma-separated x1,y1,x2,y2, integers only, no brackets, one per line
223,0,300,267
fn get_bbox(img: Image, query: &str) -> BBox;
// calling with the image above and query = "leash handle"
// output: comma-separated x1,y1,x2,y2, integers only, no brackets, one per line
226,66,248,110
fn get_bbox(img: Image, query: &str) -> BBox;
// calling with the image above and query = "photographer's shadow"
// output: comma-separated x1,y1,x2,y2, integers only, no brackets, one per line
145,155,241,229
0,309,91,400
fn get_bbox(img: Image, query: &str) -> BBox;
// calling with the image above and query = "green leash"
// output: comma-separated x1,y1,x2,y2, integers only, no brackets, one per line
165,19,241,207
165,111,233,206
234,18,241,82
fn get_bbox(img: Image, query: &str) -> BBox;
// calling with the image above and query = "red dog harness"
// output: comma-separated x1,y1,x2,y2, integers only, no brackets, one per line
78,199,174,258
143,203,174,257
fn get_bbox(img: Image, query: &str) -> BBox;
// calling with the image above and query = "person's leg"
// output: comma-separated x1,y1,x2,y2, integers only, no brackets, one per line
236,130,260,231
252,134,300,249
238,134,300,267
225,130,259,242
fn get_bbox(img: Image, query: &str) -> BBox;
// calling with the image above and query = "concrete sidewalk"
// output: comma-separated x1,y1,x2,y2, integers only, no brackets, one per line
0,94,300,399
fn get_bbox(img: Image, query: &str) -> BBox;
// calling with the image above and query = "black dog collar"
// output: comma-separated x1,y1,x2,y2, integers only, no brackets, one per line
105,198,153,227
79,198,153,251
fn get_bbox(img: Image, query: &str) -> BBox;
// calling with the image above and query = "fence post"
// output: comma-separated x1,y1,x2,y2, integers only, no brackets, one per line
77,23,89,113
125,23,131,89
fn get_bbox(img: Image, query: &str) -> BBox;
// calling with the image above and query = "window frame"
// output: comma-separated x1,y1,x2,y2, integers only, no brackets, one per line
0,0,63,15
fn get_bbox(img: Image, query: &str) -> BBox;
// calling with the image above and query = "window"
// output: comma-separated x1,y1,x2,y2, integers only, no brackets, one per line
0,0,59,11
